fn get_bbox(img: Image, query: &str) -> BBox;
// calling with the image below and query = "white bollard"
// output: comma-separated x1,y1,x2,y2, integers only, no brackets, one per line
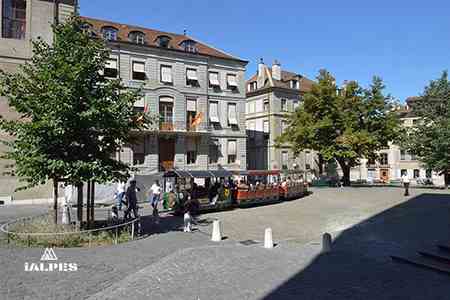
264,228,274,249
211,219,222,242
322,233,332,253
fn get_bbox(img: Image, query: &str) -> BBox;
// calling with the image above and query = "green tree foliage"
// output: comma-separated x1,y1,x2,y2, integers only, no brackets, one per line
0,16,151,220
402,71,450,182
277,70,399,186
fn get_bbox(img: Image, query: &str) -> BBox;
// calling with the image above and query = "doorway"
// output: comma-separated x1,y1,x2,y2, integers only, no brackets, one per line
159,138,175,171
380,168,389,183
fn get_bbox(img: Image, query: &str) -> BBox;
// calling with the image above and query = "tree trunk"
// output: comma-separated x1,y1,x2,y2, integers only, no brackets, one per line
90,181,95,227
86,181,91,229
77,183,83,226
318,154,324,175
53,179,58,224
337,159,351,186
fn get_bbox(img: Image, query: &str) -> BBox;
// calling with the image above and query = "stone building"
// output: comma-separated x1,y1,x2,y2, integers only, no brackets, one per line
0,0,76,199
245,59,317,175
347,97,446,186
83,17,248,174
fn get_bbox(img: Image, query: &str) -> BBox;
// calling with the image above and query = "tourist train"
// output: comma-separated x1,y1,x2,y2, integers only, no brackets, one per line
135,169,308,215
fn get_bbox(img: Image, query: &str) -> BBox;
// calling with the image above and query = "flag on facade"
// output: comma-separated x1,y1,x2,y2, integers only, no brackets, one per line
190,112,203,128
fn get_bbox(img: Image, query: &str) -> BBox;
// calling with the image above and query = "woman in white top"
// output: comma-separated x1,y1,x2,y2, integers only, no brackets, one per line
401,172,410,196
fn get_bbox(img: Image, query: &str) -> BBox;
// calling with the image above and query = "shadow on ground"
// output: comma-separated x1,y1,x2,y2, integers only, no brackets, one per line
262,192,450,300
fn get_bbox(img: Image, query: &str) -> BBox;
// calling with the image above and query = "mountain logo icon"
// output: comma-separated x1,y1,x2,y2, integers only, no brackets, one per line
40,248,58,261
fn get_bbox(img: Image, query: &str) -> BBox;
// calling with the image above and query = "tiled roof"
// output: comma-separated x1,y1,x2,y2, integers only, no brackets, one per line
247,68,314,93
81,16,246,62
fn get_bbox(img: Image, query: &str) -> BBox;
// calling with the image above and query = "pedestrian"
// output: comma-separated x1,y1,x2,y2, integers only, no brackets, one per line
401,172,410,196
114,181,126,210
149,180,161,210
183,196,193,232
124,180,139,219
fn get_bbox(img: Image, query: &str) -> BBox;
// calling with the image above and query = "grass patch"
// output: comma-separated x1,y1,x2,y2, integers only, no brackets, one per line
5,213,134,248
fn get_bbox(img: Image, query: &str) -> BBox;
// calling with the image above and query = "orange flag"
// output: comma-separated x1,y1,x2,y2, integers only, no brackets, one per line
191,112,203,128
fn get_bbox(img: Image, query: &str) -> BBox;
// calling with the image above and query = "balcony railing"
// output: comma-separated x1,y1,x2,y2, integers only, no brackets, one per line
157,121,211,133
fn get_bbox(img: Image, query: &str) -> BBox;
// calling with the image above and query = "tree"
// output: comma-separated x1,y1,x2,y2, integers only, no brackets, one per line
401,71,450,185
0,16,150,224
277,70,399,186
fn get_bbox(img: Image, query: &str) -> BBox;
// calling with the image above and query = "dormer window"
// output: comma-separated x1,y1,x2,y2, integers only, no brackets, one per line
290,80,299,89
129,31,145,44
156,35,171,48
248,81,257,92
180,40,198,53
101,26,118,41
81,23,96,37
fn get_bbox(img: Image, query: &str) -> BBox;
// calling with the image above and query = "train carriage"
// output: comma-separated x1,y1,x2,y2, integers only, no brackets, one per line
234,170,282,206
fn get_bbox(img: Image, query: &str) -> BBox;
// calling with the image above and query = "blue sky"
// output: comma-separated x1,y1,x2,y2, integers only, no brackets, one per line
80,0,450,101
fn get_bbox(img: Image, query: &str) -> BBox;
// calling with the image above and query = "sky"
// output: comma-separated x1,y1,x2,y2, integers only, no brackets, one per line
80,0,450,102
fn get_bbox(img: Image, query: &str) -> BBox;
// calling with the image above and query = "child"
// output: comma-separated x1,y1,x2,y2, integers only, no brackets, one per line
183,196,193,232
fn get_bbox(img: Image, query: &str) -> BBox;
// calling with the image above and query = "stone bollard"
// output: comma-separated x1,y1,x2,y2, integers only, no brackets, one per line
322,233,332,253
211,219,222,242
264,228,274,249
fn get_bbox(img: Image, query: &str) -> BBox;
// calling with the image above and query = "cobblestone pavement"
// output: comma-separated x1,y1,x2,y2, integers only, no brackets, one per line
1,187,450,299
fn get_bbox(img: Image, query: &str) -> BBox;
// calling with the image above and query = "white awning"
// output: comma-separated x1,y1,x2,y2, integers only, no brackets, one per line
186,69,198,81
209,101,219,123
209,72,220,86
228,103,238,125
133,61,145,72
228,140,237,155
227,74,238,87
187,99,197,112
161,65,172,83
105,59,117,69
159,96,173,103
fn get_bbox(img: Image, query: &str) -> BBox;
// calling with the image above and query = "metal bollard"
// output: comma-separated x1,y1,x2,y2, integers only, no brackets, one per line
131,222,135,240
264,228,274,249
211,219,222,242
115,227,118,244
322,233,332,253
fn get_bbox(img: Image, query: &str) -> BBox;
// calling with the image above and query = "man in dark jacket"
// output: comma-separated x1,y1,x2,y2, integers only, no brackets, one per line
124,180,140,219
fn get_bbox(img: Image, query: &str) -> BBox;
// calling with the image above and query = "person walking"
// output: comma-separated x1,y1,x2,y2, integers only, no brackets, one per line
401,172,410,196
183,196,194,232
149,180,161,210
124,180,139,219
115,181,126,210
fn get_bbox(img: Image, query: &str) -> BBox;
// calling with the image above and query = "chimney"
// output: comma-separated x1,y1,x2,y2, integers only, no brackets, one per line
272,60,281,81
257,58,265,77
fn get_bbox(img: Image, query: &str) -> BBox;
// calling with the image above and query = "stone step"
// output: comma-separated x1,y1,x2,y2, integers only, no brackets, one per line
391,255,450,275
437,244,450,253
418,250,450,265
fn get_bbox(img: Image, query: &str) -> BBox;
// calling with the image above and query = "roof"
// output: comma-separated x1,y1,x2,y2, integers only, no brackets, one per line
247,68,314,93
81,16,246,63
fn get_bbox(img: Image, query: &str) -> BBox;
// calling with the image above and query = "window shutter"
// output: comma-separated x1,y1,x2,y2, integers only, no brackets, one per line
228,103,238,125
209,102,219,123
133,61,145,72
187,99,197,112
209,72,220,86
228,140,237,155
106,59,117,69
161,66,172,83
187,69,198,81
227,74,238,87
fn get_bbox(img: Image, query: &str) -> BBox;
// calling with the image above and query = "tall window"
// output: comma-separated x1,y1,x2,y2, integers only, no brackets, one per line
186,98,197,131
400,150,406,160
101,26,118,41
159,97,173,131
413,169,420,178
2,0,26,39
227,140,237,164
290,80,299,89
209,101,219,123
209,72,220,88
293,100,299,110
186,139,197,165
209,139,220,164
160,65,173,84
129,31,145,44
103,58,118,78
227,103,238,126
263,120,269,133
186,68,198,86
379,153,388,165
227,74,238,90
281,99,287,111
263,100,269,112
281,151,288,170
132,61,146,81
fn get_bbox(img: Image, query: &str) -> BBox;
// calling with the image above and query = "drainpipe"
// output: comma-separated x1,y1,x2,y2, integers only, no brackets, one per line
54,0,60,25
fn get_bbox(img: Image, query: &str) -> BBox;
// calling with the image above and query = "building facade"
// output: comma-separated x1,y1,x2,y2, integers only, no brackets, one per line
245,60,317,174
83,17,248,175
347,97,446,186
0,0,76,199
